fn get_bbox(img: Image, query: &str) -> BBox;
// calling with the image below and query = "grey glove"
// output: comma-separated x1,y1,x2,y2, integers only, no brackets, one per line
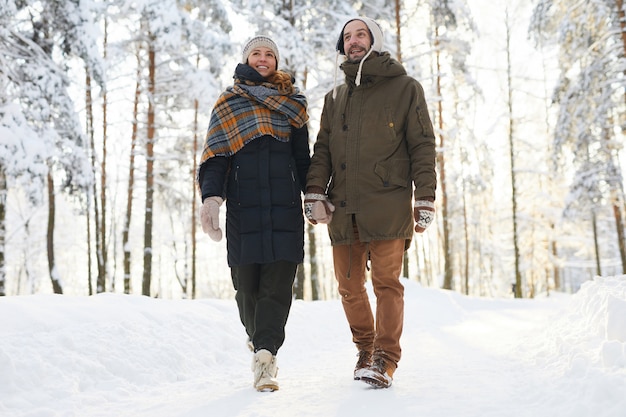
200,196,224,241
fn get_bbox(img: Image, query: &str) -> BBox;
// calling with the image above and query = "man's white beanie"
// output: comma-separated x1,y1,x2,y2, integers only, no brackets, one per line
332,16,384,97
241,35,279,67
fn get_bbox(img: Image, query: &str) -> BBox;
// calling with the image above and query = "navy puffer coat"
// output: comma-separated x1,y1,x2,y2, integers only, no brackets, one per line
199,127,310,266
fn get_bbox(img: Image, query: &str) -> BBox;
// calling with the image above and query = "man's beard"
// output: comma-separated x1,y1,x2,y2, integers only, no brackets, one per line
346,51,366,63
346,56,364,64
346,47,372,63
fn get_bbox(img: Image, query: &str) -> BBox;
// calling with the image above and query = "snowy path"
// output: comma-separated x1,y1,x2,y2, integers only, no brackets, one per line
1,277,625,417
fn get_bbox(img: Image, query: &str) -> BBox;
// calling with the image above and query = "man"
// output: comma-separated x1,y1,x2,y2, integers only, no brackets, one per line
305,16,437,389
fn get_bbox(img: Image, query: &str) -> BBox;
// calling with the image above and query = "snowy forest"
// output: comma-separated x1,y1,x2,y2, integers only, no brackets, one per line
1,0,625,300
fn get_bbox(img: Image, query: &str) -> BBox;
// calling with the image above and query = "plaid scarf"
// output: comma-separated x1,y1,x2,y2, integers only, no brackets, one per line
200,78,308,163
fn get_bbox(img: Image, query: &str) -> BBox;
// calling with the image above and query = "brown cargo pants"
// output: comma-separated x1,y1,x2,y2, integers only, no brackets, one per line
332,231,405,368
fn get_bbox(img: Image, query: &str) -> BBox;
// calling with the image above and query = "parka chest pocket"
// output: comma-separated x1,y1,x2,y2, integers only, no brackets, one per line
383,106,399,142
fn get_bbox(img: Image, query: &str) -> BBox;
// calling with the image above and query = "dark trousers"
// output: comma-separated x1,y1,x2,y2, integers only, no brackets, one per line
231,261,297,355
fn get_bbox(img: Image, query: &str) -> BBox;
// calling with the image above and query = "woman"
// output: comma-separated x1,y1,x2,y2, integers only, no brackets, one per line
197,36,310,392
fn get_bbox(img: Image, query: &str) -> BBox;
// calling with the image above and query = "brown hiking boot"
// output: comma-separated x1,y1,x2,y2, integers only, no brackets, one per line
360,355,395,388
354,351,372,380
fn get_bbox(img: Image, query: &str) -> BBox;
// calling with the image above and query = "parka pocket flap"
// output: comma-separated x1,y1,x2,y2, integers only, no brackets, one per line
374,160,410,188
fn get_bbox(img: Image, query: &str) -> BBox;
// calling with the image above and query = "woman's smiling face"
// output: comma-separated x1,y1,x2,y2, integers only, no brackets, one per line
247,47,277,78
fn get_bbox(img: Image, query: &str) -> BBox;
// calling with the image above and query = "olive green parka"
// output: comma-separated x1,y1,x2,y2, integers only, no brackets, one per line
306,52,437,248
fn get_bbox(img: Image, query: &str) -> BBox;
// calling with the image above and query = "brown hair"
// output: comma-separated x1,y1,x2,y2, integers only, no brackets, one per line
267,70,295,95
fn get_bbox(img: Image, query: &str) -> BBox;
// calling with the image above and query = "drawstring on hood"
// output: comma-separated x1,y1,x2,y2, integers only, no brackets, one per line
333,16,384,99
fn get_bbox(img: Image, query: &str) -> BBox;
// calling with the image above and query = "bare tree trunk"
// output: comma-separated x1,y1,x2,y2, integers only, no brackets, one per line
85,31,105,294
90,120,104,293
191,53,200,299
402,252,409,279
307,224,321,300
84,57,105,294
86,210,93,294
394,0,402,63
612,200,626,273
592,210,602,276
123,50,142,295
100,16,109,292
394,0,410,281
142,34,156,297
298,65,321,301
434,27,453,290
551,234,560,290
607,144,626,275
294,265,305,299
604,126,626,273
505,10,523,298
0,165,6,296
47,169,62,294
85,70,95,295
462,180,469,295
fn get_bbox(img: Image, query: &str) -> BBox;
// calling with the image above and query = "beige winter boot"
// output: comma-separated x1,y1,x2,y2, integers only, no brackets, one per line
252,349,279,392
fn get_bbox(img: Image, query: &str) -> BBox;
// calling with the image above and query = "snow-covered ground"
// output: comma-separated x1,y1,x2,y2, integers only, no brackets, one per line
1,276,625,417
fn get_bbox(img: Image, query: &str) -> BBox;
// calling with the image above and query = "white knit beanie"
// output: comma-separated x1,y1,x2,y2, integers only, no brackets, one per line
333,17,384,98
241,35,279,67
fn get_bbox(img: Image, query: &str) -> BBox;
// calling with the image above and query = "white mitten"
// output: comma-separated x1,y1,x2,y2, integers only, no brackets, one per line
200,196,224,241
304,193,335,224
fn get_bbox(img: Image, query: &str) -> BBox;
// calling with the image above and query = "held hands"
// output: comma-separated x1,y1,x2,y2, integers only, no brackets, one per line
414,199,435,233
200,196,224,241
304,189,335,225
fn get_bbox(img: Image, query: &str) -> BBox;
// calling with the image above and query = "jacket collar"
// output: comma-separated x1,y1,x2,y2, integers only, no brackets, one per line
340,52,407,88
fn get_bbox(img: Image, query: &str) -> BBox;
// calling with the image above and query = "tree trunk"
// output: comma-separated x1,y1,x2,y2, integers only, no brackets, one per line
505,10,523,298
614,0,626,273
47,169,62,294
592,210,602,276
294,264,305,300
604,125,626,274
142,34,156,297
99,16,109,292
191,52,201,299
551,235,560,290
85,67,105,294
0,165,6,296
402,252,409,279
462,180,469,295
612,200,626,273
123,51,142,295
434,27,453,290
395,0,402,63
85,69,95,296
307,223,320,300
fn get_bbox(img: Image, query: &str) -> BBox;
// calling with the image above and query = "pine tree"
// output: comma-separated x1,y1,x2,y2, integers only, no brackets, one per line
530,0,626,276
1,0,103,294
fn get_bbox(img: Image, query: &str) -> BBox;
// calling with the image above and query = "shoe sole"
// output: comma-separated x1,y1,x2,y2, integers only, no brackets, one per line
360,376,391,388
359,369,392,388
256,383,279,392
